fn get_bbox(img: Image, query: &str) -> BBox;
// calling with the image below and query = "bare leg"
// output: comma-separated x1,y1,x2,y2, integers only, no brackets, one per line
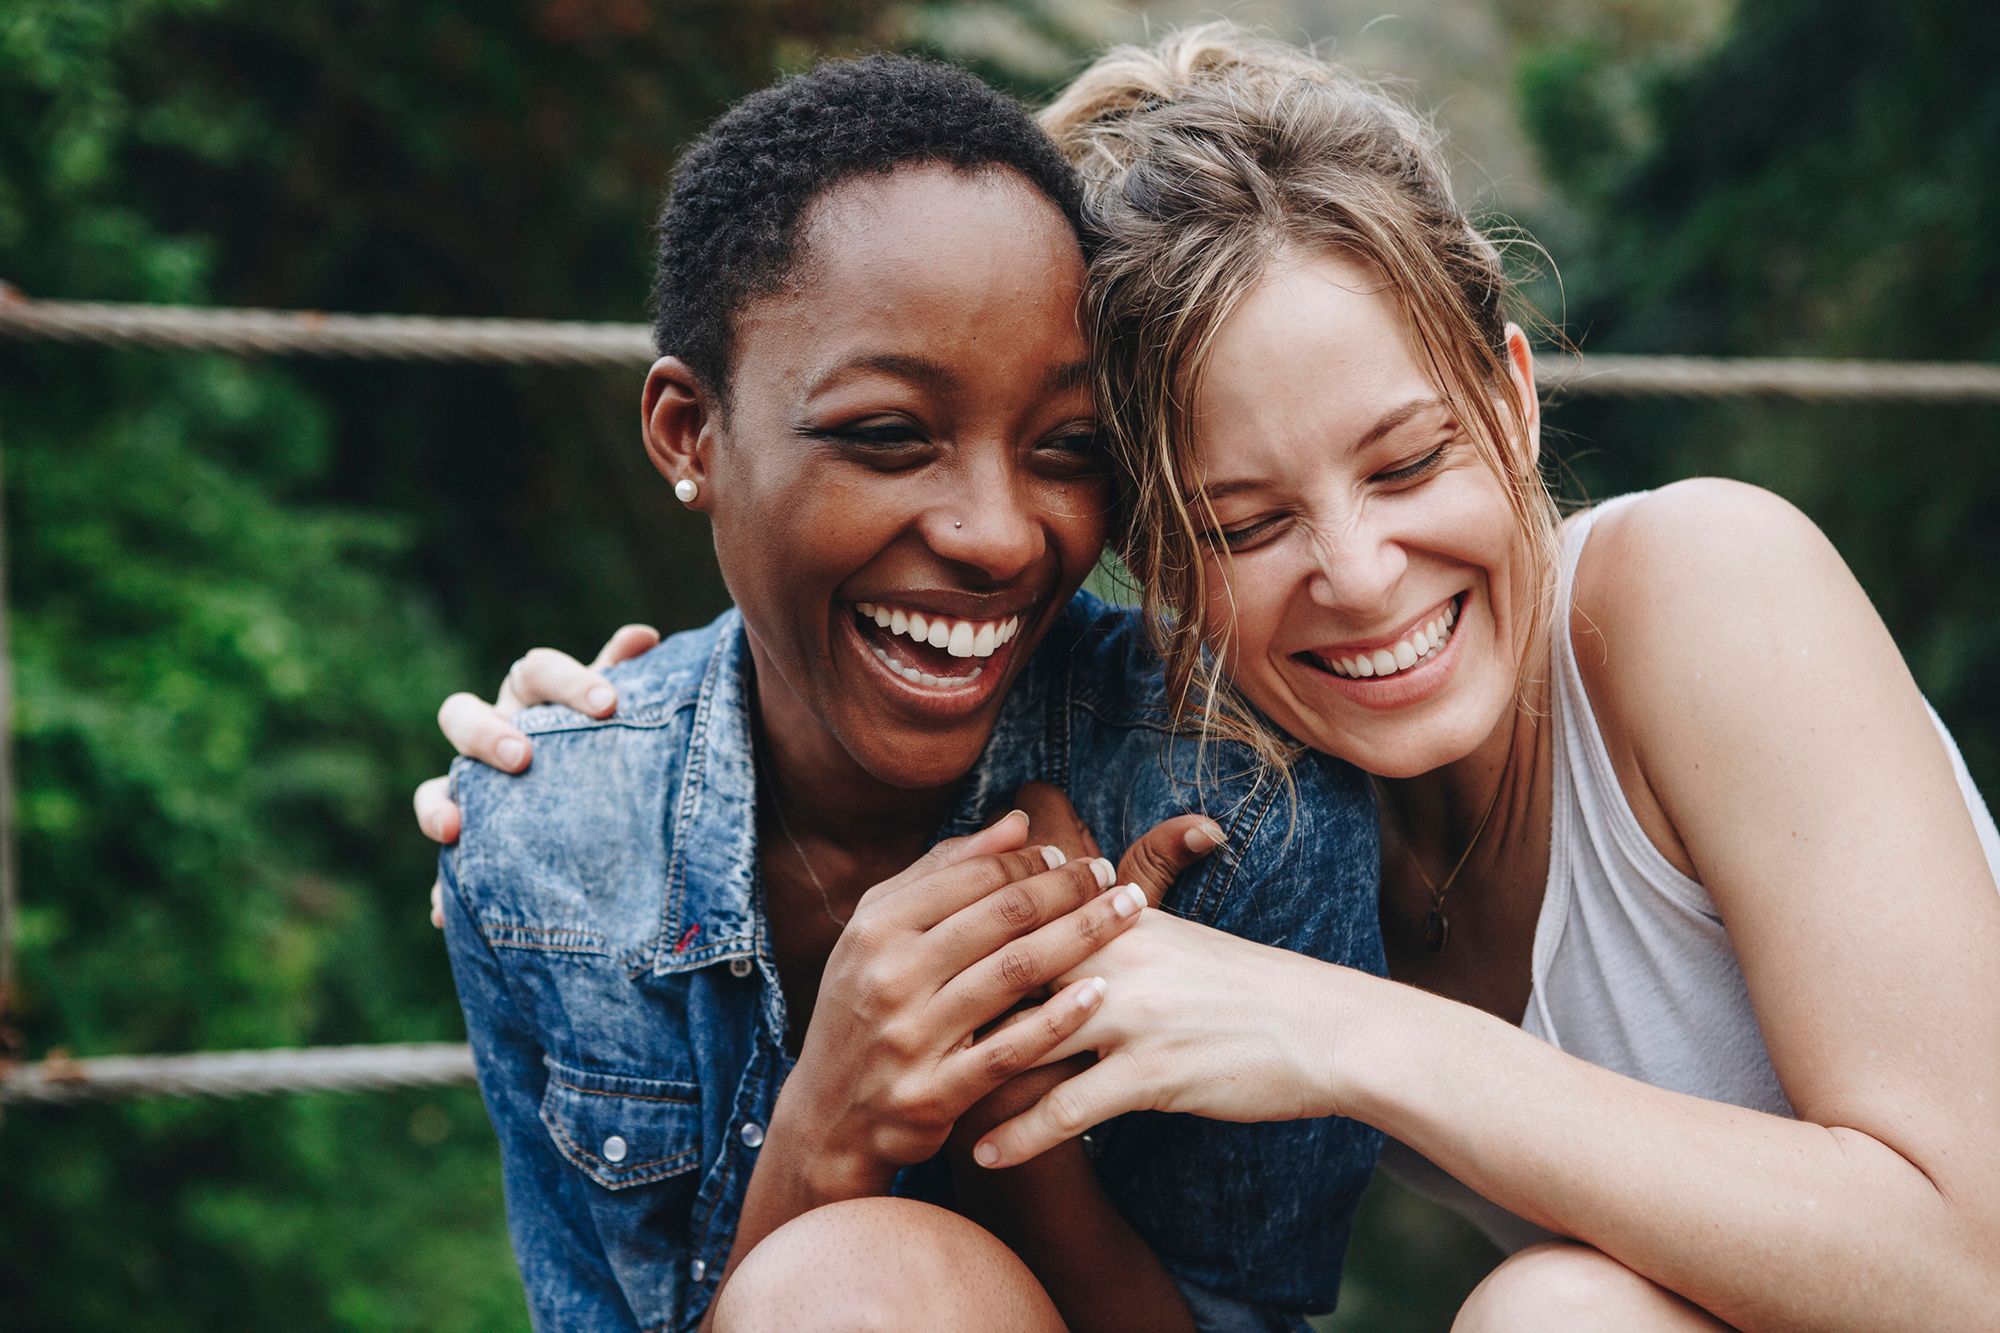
1453,1242,1733,1333
708,1197,1066,1333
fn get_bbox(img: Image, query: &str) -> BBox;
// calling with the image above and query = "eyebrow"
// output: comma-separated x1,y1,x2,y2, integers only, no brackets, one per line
806,352,958,397
803,355,1091,400
1199,395,1447,504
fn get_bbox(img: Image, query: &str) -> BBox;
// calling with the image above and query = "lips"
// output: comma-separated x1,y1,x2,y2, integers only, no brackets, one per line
1291,593,1468,710
840,597,1039,712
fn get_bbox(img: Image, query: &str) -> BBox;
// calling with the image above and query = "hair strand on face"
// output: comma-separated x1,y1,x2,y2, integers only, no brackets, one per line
1041,22,1564,774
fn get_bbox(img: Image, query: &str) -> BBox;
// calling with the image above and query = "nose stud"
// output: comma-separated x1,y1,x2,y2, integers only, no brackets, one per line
954,519,963,529
674,478,699,504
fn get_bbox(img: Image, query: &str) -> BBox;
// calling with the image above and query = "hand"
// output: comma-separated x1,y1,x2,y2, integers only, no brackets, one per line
769,811,1152,1193
1010,781,1226,907
417,623,660,925
971,911,1363,1169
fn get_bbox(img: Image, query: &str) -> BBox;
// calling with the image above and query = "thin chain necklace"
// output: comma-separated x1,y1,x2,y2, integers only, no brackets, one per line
1379,772,1506,953
762,775,851,929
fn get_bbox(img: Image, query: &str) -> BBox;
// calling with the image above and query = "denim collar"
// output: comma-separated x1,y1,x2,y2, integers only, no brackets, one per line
654,610,1062,976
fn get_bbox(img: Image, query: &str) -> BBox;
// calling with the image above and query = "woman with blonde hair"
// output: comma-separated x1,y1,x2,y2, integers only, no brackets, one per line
424,26,2000,1330
965,25,2000,1330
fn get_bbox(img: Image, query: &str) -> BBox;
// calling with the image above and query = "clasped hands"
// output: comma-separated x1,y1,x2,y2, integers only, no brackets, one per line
414,629,1340,1187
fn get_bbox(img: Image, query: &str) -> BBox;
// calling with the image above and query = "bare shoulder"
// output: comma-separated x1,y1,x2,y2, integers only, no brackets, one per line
1567,481,1897,820
1571,479,1859,683
1573,479,1838,619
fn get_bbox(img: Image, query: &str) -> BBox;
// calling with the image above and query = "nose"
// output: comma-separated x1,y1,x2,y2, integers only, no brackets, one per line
1303,511,1407,617
920,455,1046,584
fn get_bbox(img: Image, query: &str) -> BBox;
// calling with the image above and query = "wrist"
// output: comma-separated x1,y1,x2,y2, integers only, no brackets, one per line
1283,957,1399,1122
764,1085,897,1202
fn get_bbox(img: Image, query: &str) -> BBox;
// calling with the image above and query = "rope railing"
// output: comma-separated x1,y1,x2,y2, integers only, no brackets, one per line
5,285,1999,1109
1,1043,473,1105
6,289,2000,401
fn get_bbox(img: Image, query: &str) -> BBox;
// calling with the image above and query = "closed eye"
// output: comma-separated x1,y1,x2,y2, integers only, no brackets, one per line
1374,442,1449,484
1212,513,1289,552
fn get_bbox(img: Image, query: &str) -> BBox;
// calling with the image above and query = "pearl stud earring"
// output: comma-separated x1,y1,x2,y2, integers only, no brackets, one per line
674,478,699,504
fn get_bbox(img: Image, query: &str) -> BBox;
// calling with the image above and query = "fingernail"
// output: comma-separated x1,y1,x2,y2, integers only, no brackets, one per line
1089,857,1115,889
1079,976,1108,1008
425,810,447,842
1112,884,1145,917
497,738,526,770
586,685,615,714
1185,820,1226,852
1041,845,1067,870
974,1141,1001,1168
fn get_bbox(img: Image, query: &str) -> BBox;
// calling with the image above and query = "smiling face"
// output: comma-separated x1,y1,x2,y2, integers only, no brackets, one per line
1189,248,1540,779
671,164,1109,791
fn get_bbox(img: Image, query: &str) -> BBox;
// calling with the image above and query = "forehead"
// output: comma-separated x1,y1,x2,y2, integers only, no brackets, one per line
733,164,1089,389
1195,249,1433,464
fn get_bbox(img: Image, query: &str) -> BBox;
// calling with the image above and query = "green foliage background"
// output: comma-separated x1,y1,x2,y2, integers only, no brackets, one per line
1,1,1992,1328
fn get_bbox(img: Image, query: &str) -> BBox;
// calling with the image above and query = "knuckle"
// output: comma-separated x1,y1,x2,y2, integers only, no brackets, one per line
980,1038,1023,1084
997,948,1039,992
520,646,563,676
1072,906,1109,949
993,885,1037,930
1046,1086,1091,1135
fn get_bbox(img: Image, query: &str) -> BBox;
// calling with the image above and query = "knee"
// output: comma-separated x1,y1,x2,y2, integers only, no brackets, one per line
1453,1243,1720,1333
709,1198,1061,1333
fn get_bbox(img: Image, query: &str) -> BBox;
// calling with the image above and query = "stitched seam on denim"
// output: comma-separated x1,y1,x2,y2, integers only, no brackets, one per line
656,633,727,973
1190,767,1280,920
543,1110,700,1183
548,1077,698,1106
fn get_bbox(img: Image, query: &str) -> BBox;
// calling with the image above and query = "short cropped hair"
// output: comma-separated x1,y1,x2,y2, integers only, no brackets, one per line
652,54,1087,402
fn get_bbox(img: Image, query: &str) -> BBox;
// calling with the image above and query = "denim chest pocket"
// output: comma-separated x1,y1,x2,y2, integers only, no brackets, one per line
539,1058,703,1190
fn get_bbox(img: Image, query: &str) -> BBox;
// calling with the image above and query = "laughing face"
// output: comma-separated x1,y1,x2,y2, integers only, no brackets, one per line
1188,248,1540,779
650,164,1109,791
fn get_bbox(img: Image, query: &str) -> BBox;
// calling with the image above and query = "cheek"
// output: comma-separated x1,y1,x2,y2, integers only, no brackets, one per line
1200,550,1288,672
1040,478,1113,571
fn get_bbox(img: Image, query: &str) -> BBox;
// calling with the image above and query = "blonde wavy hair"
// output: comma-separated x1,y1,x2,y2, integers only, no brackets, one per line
1040,24,1560,770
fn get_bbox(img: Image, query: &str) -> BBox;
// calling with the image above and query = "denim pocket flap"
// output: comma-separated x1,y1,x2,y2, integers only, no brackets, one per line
539,1059,702,1191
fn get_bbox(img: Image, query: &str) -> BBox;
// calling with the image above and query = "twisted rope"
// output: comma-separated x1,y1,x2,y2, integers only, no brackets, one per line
4,289,1998,1108
0,1043,474,1105
0,289,652,367
6,290,2000,400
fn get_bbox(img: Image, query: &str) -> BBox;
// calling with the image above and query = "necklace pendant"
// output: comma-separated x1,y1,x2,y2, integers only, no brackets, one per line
1422,908,1450,953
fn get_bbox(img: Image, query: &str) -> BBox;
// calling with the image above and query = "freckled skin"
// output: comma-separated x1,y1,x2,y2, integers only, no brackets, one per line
1190,248,1536,782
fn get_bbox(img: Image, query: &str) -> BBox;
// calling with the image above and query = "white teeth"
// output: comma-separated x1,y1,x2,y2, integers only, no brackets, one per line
1318,598,1462,681
867,642,983,689
855,603,1029,662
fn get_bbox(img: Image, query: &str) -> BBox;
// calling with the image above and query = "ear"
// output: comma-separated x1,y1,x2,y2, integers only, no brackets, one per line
1500,322,1541,470
642,356,720,509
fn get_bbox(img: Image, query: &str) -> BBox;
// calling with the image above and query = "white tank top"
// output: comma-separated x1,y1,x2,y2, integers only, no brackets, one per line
1378,492,2000,1253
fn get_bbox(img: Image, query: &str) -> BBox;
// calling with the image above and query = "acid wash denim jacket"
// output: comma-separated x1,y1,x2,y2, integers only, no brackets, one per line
439,592,1384,1333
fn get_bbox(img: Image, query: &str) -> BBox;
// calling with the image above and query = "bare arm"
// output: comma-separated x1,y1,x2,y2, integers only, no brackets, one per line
983,482,2000,1331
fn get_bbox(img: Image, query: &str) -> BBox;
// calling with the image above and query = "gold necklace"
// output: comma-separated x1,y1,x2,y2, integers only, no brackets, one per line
1379,773,1505,953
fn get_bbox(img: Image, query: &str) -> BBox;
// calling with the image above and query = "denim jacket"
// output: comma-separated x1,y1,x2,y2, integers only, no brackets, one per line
440,592,1383,1332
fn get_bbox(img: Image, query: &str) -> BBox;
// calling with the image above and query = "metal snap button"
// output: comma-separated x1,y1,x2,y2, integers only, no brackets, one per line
601,1135,628,1163
729,956,753,978
739,1121,765,1149
689,1258,707,1283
